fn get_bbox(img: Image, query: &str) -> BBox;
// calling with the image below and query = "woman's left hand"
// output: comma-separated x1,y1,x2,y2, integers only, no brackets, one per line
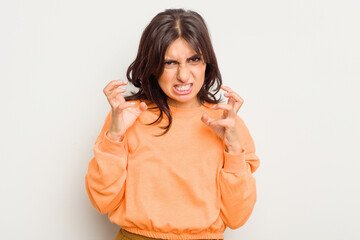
201,86,244,154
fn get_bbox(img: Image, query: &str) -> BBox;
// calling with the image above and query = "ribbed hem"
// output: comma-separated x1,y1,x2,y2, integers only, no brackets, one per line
122,227,224,240
223,148,248,173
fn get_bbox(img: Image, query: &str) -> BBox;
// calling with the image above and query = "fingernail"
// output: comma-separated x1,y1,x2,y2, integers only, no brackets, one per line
120,86,126,90
224,92,229,96
117,80,122,84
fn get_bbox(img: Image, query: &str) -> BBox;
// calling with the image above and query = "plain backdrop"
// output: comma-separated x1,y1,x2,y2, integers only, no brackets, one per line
1,0,359,239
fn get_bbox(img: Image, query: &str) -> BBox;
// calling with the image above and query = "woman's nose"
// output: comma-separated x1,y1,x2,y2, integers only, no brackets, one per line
176,64,190,82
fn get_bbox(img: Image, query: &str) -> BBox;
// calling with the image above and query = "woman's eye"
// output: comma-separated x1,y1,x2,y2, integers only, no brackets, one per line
189,57,200,63
164,61,176,65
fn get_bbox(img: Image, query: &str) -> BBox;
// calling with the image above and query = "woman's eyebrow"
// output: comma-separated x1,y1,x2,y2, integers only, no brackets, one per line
187,54,200,60
164,58,178,62
164,54,200,62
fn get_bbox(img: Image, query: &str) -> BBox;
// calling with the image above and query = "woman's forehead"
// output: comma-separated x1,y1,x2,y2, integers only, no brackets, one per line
164,38,198,59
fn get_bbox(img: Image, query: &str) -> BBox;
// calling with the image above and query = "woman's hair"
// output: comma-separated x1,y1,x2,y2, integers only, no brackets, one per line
125,8,222,135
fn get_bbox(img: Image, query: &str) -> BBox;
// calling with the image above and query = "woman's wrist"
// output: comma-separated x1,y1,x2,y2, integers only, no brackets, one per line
106,131,124,142
225,143,244,154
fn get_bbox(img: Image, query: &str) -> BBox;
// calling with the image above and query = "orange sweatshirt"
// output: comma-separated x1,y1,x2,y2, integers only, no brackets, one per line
85,101,260,240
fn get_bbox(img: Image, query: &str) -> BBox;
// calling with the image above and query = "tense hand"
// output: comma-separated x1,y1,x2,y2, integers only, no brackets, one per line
103,80,147,141
201,86,244,154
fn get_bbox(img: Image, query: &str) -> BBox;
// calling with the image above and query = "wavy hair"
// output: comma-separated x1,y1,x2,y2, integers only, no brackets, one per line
125,8,222,135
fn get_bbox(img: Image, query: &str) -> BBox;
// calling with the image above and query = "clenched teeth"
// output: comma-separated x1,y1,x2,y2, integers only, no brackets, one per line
174,84,192,90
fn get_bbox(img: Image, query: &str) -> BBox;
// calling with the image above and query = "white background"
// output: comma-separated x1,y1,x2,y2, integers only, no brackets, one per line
1,0,359,239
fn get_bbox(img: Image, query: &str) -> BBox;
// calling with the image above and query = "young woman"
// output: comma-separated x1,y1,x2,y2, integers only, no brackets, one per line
85,9,260,240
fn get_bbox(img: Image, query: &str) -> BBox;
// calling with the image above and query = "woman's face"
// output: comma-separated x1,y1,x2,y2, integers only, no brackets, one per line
158,38,206,108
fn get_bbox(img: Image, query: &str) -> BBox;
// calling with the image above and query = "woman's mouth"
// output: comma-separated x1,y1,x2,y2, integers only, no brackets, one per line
173,83,193,95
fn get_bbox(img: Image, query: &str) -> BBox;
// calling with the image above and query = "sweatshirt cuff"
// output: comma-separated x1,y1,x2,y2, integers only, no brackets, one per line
98,130,127,156
223,148,248,173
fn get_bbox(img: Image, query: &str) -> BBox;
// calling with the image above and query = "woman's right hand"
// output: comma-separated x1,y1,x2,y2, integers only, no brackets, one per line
103,80,147,141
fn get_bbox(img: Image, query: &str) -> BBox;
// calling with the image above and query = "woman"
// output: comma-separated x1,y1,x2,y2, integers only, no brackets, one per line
85,8,260,240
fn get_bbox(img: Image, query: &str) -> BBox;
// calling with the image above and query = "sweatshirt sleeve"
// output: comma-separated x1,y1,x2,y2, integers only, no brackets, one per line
219,116,260,229
85,110,128,214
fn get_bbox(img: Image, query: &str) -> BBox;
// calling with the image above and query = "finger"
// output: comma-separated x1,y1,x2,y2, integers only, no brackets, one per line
222,86,243,110
138,102,148,112
117,101,148,117
201,113,214,126
107,88,127,107
224,92,236,107
221,86,236,106
117,101,137,111
221,85,234,93
107,80,129,100
212,103,236,118
103,80,128,95
108,87,127,100
221,86,241,107
208,118,233,128
213,103,232,111
223,92,244,113
224,91,243,103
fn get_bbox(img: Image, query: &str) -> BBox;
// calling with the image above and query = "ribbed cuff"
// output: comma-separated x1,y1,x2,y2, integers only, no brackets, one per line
223,148,248,173
98,130,127,155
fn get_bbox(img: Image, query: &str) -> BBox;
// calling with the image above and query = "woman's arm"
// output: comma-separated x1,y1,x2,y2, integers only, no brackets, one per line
86,80,147,214
85,111,128,214
201,86,260,228
219,116,260,229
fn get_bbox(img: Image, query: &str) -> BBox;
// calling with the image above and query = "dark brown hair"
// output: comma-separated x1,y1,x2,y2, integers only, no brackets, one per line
125,8,222,135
